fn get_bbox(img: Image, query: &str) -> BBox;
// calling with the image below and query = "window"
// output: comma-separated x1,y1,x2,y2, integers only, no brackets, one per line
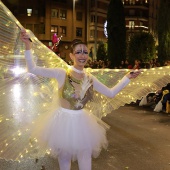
91,0,95,7
76,0,83,5
140,11,143,17
39,24,45,34
129,0,135,4
76,28,82,37
26,24,33,32
34,24,45,34
90,30,95,38
91,15,95,22
34,24,39,34
140,21,143,26
91,15,97,23
76,12,82,21
34,9,38,16
60,26,66,36
60,10,67,19
51,9,59,18
51,25,58,34
98,1,108,10
53,0,67,2
19,8,26,15
129,9,135,16
129,21,135,29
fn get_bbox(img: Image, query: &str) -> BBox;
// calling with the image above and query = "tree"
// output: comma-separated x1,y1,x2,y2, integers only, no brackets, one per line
127,32,156,63
96,41,107,61
106,0,126,68
157,0,170,65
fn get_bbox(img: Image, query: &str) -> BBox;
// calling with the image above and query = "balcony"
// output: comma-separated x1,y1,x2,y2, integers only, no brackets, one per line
124,3,149,10
125,15,149,21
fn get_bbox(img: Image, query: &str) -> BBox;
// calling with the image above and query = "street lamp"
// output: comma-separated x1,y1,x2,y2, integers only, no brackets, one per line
72,0,78,39
72,0,75,39
27,8,32,16
94,0,97,60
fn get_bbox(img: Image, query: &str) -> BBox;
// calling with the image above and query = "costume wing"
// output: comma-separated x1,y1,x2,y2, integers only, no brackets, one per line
85,67,170,119
0,1,70,125
0,1,68,161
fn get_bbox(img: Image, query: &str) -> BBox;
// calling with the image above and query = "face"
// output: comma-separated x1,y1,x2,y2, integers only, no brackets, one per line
135,60,139,64
70,44,89,68
125,60,129,64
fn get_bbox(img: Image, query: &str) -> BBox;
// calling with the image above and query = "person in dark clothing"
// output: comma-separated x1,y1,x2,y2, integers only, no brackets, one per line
161,84,170,111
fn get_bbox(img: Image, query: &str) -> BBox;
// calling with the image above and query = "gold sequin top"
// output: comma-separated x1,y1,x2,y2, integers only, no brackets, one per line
59,72,93,110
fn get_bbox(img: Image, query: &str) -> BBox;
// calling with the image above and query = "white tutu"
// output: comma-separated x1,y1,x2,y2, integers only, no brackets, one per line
32,107,109,161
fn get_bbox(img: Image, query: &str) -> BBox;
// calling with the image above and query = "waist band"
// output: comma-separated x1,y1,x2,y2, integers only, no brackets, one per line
60,107,84,114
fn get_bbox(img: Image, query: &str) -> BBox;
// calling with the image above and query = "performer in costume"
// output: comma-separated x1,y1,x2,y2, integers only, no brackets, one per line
20,29,140,170
1,2,170,169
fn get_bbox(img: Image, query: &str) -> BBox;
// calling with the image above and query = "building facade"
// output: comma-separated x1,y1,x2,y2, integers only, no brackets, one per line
123,0,149,40
87,0,109,59
2,0,88,60
2,0,160,61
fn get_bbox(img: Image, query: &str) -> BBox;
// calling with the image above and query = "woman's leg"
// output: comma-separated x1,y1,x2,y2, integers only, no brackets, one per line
77,151,92,170
58,152,72,170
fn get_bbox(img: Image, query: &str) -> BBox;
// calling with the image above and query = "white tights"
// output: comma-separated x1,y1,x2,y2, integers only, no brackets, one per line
58,151,91,170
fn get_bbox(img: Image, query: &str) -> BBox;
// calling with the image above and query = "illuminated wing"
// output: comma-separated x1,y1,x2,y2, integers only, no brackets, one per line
85,67,170,119
0,1,68,161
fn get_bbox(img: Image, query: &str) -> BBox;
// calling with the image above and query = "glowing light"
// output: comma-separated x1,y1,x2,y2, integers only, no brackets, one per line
46,150,51,155
27,9,32,16
11,67,26,77
33,92,38,96
43,103,47,107
104,20,108,38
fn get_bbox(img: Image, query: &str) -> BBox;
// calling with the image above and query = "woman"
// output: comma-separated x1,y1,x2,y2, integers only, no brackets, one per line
21,29,140,170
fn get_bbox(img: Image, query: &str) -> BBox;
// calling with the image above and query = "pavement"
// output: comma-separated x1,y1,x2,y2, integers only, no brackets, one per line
0,104,170,170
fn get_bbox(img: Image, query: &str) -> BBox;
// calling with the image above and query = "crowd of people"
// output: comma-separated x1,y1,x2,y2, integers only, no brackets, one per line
138,83,170,114
119,59,161,69
66,58,170,70
67,59,111,69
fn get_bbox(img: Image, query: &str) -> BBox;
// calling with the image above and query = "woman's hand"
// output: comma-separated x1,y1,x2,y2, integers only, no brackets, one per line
126,70,141,79
20,29,32,50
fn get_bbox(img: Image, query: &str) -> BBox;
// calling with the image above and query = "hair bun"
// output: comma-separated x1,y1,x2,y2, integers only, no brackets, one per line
71,39,85,49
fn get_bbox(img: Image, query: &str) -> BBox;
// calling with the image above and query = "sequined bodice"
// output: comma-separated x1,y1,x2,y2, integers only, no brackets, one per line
59,72,93,110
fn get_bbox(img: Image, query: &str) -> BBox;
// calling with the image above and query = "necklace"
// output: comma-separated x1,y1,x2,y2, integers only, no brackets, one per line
70,66,84,74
